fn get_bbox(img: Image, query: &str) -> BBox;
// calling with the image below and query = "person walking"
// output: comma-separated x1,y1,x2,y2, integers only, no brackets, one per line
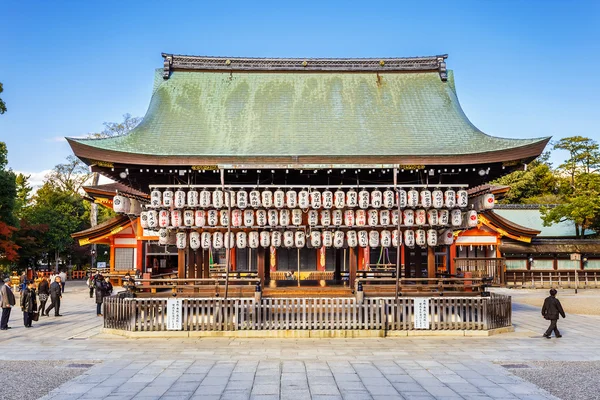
94,274,107,316
59,270,67,293
0,278,16,330
44,276,63,317
37,276,50,316
20,280,38,328
542,288,566,339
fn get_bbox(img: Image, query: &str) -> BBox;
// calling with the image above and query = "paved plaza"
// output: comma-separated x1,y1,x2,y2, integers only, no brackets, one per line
1,282,599,400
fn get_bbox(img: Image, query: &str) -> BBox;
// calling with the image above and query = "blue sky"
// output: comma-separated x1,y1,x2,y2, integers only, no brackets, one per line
0,0,598,185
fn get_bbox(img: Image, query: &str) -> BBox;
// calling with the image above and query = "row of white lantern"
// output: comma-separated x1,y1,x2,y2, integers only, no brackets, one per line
112,195,143,215
149,188,478,210
161,228,456,250
141,208,478,229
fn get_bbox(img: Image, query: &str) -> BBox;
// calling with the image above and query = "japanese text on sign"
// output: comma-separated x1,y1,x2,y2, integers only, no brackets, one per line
414,298,430,329
166,299,183,330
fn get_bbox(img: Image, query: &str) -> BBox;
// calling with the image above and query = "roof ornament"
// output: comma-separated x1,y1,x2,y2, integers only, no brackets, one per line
163,54,173,80
437,56,447,82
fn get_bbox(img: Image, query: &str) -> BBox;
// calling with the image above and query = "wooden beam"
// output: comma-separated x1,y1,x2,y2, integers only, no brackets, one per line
178,249,186,278
257,248,266,288
349,247,357,289
427,247,436,278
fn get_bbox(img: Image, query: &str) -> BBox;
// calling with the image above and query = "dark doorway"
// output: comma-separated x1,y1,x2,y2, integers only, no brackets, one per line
405,247,428,278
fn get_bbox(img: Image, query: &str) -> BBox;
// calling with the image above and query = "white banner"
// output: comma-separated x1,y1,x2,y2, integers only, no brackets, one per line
414,298,430,329
166,299,183,331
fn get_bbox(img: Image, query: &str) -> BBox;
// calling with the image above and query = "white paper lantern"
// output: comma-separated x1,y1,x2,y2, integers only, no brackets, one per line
201,232,211,249
346,230,358,247
260,231,270,248
279,209,291,226
322,190,333,209
295,231,306,248
358,230,369,248
298,190,310,209
271,231,282,248
467,210,478,227
404,230,415,247
224,191,236,208
268,209,279,227
150,189,162,208
184,210,194,227
427,209,438,226
355,210,366,227
358,190,370,209
380,230,392,247
171,210,182,227
261,190,273,208
392,229,402,247
163,190,173,207
176,232,187,249
159,210,170,228
128,199,142,215
346,189,358,208
212,232,223,249
380,210,390,226
310,190,322,209
370,190,382,208
274,189,285,208
147,210,158,228
236,232,248,249
420,190,432,208
243,209,254,227
187,190,199,207
212,190,224,209
334,190,346,209
158,228,168,245
140,211,149,228
322,231,333,248
293,209,304,226
220,210,230,226
113,195,126,213
457,190,469,208
432,190,444,209
174,190,186,208
307,210,318,226
310,231,322,248
249,190,261,208
224,232,235,249
190,231,200,250
200,190,211,208
403,209,414,226
334,230,345,248
121,197,131,215
237,190,248,209
407,189,419,208
439,209,449,226
332,210,343,226
320,210,331,226
383,190,395,208
286,190,297,208
283,231,294,248
391,210,401,226
344,210,355,226
256,209,267,226
451,209,463,227
397,190,408,208
415,229,427,247
444,190,456,208
442,229,454,245
367,210,379,226
483,193,495,209
427,229,437,247
207,210,218,226
368,231,379,247
231,209,242,227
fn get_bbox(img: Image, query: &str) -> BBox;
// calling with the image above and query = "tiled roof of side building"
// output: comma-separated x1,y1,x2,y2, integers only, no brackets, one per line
68,55,550,164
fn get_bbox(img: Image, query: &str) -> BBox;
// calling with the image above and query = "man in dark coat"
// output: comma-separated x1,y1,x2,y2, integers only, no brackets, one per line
44,276,63,317
94,274,107,316
0,278,16,330
542,288,566,338
20,280,37,328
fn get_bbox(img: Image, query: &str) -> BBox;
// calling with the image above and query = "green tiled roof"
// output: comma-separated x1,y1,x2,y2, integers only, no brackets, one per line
70,69,548,157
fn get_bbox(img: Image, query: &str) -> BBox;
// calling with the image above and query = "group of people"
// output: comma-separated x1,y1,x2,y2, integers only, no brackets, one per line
87,272,113,316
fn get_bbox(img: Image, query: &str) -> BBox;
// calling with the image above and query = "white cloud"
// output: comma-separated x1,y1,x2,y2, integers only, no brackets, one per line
14,170,114,194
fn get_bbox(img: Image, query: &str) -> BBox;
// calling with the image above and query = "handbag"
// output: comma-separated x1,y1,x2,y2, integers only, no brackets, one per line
32,312,39,321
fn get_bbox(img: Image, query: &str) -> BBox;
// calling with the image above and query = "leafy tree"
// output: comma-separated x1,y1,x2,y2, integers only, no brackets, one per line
554,136,600,185
45,155,92,195
0,82,6,115
14,173,32,220
0,142,18,267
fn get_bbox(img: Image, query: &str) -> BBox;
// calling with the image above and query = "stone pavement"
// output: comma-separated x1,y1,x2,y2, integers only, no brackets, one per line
1,282,599,400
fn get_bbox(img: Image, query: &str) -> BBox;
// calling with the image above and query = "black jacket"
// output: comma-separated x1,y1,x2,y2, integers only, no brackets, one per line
38,280,49,295
95,280,107,304
542,296,566,320
20,288,38,313
49,282,62,298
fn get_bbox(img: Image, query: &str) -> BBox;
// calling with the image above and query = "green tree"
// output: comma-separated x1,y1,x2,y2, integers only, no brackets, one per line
45,155,92,195
0,142,18,267
554,136,600,186
0,82,6,114
14,173,32,219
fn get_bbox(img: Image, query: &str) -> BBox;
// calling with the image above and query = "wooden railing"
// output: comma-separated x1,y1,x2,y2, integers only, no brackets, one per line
505,270,600,289
454,258,506,285
356,277,489,297
104,293,511,332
